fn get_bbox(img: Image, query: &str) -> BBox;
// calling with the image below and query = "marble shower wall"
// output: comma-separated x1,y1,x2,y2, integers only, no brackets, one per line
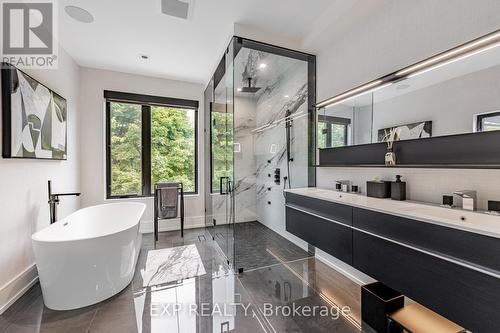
253,60,309,234
233,96,257,223
231,48,310,237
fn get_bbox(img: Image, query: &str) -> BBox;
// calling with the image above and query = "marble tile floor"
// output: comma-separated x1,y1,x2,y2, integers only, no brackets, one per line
0,223,363,333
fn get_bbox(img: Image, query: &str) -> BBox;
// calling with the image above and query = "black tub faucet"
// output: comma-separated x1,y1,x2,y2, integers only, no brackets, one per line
48,180,81,224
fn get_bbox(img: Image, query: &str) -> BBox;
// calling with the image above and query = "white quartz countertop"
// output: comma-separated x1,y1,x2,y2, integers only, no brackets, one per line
285,187,500,239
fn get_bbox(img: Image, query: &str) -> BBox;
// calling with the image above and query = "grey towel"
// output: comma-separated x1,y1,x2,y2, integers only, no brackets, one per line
158,187,178,219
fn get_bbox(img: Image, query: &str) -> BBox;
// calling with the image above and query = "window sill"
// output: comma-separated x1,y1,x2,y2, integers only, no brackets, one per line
106,193,199,201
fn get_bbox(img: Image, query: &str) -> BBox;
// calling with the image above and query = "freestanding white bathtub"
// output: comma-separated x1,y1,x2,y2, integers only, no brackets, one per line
32,202,146,310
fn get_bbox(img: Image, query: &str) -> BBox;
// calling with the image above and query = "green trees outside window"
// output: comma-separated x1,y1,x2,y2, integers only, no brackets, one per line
108,101,197,197
151,106,196,192
110,102,142,196
211,111,233,192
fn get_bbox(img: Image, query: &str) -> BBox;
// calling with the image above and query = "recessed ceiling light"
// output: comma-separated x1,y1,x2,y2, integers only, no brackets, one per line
64,5,94,23
284,95,289,98
259,63,267,69
140,54,149,60
237,88,242,92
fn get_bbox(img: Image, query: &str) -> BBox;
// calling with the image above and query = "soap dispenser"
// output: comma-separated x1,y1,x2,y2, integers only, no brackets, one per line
391,175,406,201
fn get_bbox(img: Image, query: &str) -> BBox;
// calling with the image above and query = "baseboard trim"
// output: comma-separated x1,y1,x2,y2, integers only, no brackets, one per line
0,264,39,315
140,215,206,233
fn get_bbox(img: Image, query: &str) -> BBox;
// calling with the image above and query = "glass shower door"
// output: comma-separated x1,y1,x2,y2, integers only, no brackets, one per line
210,49,235,265
204,80,215,240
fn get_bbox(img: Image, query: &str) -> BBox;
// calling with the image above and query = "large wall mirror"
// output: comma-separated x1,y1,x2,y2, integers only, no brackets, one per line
317,29,500,167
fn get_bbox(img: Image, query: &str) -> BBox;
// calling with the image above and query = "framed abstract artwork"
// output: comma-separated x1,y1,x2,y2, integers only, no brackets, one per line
1,63,67,160
378,121,432,143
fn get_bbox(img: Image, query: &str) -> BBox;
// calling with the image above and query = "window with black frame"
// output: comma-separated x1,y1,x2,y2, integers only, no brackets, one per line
476,111,500,132
317,115,351,149
105,91,199,198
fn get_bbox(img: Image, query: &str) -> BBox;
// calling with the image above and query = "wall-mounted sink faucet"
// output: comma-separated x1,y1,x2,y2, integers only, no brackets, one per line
453,190,477,211
335,180,351,192
48,180,81,224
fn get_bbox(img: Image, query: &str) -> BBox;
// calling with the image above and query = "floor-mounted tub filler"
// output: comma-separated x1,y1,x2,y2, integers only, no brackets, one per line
32,202,146,310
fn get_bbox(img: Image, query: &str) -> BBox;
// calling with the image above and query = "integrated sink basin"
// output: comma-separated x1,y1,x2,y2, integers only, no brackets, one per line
286,187,500,239
399,204,500,231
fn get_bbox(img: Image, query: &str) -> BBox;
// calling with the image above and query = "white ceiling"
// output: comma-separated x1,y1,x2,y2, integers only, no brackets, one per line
58,0,337,84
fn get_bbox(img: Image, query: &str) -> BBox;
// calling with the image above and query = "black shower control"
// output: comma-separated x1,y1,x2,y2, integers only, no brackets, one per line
268,173,271,177
274,168,281,185
267,201,271,205
268,187,271,191
267,160,271,164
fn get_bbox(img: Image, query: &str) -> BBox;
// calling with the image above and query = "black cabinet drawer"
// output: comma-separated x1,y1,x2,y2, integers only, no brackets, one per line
286,206,353,265
286,192,352,226
353,230,500,333
353,207,500,272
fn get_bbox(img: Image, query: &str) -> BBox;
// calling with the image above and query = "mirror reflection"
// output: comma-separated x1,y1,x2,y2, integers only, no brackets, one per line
318,39,500,149
317,93,373,148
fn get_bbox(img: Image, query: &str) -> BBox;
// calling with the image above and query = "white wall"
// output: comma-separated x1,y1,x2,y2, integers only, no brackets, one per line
78,67,204,232
0,48,81,313
307,0,500,280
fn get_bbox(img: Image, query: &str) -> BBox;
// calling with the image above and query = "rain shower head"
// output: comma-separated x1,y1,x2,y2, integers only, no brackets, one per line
240,78,261,93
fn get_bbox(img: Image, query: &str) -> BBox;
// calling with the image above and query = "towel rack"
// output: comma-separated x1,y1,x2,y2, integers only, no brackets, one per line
153,182,184,247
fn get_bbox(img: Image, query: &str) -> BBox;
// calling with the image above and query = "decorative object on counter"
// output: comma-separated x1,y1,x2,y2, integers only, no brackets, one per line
351,185,359,193
2,63,68,160
335,182,342,191
384,130,397,166
453,190,477,211
367,179,391,198
361,282,404,333
378,121,432,142
487,200,500,214
391,175,406,201
442,195,454,208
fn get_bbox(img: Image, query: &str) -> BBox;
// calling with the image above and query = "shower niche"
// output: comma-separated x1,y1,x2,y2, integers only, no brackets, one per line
204,37,316,270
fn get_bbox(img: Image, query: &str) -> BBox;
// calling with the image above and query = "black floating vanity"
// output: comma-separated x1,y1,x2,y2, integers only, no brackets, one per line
285,189,500,333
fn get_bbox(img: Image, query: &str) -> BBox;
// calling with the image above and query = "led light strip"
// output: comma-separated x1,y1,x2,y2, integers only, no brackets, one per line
397,29,500,76
315,29,500,110
315,79,383,109
405,40,500,78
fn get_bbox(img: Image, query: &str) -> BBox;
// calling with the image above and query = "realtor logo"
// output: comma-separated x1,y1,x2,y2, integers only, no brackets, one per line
1,0,58,68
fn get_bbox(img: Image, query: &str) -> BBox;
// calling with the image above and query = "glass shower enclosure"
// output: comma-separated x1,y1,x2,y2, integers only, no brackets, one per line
204,37,316,271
